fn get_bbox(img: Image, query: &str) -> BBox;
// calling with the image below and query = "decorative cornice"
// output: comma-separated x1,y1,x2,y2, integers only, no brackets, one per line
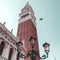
0,23,18,42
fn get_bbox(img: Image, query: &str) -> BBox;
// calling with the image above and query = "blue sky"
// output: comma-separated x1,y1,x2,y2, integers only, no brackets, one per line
0,0,60,60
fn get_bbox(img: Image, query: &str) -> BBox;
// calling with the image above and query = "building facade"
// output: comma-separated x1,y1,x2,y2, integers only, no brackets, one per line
0,23,24,60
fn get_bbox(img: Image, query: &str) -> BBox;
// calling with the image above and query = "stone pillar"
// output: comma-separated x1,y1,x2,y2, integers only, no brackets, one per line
2,43,10,59
11,49,17,60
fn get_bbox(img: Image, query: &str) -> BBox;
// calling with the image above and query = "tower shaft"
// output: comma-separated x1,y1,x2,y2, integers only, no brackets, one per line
17,3,40,60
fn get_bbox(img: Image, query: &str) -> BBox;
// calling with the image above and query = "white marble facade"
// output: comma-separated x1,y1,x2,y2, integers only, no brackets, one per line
0,23,24,60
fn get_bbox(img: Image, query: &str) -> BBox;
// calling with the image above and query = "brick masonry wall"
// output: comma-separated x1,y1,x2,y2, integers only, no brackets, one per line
17,20,40,60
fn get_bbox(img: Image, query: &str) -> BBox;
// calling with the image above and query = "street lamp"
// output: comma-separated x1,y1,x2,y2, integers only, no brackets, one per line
41,42,50,59
16,37,50,60
16,42,23,51
16,42,25,58
29,37,36,48
29,37,50,59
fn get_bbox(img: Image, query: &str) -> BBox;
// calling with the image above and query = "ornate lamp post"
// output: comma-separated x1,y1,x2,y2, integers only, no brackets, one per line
42,42,50,59
16,37,50,60
16,42,25,59
40,42,50,59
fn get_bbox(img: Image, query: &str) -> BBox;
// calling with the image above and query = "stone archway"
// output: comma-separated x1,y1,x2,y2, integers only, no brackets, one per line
0,41,5,55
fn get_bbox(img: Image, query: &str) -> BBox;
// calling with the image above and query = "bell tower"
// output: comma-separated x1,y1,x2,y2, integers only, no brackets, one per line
17,2,40,60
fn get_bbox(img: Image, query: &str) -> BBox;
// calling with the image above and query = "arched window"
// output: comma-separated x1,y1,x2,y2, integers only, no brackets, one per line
17,52,20,60
8,48,13,60
0,41,5,55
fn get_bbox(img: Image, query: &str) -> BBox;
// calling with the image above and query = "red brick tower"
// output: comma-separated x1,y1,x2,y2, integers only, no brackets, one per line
17,2,40,60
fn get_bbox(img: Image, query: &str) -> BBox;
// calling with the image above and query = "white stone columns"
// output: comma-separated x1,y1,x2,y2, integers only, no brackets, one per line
11,49,17,60
2,43,10,59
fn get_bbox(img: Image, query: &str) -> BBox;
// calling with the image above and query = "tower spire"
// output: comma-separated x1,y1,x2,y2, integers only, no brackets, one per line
24,1,29,8
26,1,29,5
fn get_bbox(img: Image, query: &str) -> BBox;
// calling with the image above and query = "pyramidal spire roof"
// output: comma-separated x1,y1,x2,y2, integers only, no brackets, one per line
24,1,30,9
25,1,29,7
21,2,34,14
